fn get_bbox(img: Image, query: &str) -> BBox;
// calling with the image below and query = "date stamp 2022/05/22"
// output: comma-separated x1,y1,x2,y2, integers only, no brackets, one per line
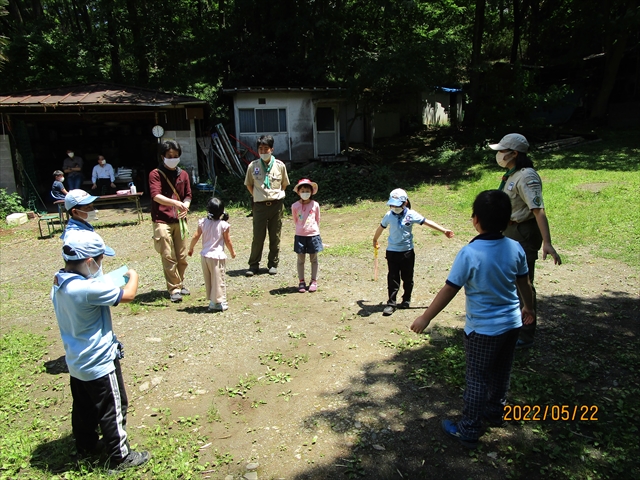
503,405,599,422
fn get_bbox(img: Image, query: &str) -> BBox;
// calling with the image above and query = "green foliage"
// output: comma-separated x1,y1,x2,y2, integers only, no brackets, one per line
0,188,26,220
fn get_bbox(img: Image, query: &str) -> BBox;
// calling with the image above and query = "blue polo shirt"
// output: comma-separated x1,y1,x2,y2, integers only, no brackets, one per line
60,218,94,241
51,270,123,381
380,208,426,252
446,233,529,336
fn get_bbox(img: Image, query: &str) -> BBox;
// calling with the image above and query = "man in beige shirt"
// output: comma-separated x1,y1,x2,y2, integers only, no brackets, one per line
244,135,290,276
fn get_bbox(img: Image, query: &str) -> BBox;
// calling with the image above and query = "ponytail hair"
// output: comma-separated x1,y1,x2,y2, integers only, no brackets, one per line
206,197,229,221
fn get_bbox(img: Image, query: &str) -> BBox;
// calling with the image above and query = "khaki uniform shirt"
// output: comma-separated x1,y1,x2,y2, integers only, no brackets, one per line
502,168,545,223
245,157,289,202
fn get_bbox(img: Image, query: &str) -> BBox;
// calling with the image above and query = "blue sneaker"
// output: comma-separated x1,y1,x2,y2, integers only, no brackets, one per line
441,419,479,449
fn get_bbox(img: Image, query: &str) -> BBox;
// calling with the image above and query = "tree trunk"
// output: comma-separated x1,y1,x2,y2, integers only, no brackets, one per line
510,0,521,64
464,0,486,129
105,3,123,83
125,0,149,85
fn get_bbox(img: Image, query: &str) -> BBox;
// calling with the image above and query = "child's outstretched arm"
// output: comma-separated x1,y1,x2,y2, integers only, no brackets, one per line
187,226,203,257
422,219,454,238
411,283,459,333
223,229,236,259
121,269,139,303
372,225,385,249
516,275,535,324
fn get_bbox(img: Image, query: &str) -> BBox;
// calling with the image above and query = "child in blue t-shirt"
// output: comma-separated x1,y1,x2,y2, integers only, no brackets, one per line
373,188,454,316
411,189,534,449
51,230,150,472
51,170,68,200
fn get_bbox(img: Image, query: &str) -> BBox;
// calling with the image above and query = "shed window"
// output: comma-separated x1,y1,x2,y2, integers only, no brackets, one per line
239,108,287,133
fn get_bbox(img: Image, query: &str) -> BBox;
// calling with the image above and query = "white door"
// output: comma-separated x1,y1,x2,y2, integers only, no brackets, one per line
315,106,338,156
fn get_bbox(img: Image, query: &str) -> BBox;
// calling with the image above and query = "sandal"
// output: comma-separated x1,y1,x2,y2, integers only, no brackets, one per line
298,281,307,293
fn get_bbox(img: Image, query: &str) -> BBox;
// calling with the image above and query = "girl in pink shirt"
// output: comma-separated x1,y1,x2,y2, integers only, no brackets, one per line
188,198,236,311
291,179,323,293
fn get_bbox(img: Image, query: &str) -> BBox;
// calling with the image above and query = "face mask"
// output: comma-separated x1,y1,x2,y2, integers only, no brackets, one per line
496,151,512,168
164,157,180,169
60,177,65,183
68,152,74,158
87,258,103,278
300,192,311,200
260,153,272,161
391,207,404,214
99,160,106,165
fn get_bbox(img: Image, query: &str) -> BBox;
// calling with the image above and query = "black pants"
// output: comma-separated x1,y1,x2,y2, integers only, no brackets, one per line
386,249,415,306
69,359,130,462
95,178,114,195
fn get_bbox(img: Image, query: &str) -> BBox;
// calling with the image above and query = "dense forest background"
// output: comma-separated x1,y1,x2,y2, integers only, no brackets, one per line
1,0,638,131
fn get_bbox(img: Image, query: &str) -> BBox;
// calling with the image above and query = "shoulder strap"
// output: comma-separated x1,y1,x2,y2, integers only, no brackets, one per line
156,168,181,199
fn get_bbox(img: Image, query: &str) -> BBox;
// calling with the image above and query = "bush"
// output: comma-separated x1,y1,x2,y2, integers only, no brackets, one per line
0,189,25,220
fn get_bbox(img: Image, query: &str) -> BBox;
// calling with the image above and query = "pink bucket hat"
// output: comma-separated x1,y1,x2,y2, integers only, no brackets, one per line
293,178,318,195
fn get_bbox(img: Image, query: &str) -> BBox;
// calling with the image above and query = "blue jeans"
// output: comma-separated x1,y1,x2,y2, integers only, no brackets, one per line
67,174,83,190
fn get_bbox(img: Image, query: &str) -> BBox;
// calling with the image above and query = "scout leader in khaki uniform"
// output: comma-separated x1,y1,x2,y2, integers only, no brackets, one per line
244,135,290,276
489,133,562,349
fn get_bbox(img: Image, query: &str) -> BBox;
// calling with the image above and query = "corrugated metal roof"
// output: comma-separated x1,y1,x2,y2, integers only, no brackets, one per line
222,86,344,94
0,82,206,108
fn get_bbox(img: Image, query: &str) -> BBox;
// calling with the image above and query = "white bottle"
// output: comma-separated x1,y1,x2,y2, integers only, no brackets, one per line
129,182,137,194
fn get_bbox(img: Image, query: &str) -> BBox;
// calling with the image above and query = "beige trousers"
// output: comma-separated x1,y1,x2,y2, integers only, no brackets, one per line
201,257,227,304
153,222,188,294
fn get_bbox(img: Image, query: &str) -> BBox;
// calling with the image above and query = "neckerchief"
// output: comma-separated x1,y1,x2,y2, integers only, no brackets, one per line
260,156,274,189
498,167,517,190
469,232,504,243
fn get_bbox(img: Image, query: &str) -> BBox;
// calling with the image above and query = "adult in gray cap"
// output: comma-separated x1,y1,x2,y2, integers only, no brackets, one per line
489,133,562,349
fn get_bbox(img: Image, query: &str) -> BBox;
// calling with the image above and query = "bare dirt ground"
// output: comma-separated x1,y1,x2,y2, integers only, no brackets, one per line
1,199,638,479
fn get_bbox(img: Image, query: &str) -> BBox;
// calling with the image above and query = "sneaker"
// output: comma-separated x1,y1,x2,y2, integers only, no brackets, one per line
208,301,216,311
210,302,229,312
268,267,278,275
298,281,307,293
382,305,395,316
245,268,258,277
308,280,318,292
169,291,182,303
398,300,410,309
108,450,150,473
515,339,534,350
180,287,191,295
441,419,478,449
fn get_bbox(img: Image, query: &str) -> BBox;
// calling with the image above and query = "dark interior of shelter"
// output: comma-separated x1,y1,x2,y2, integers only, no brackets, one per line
10,108,197,210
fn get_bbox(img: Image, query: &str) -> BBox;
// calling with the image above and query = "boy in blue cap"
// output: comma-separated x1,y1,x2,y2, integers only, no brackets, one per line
51,230,150,471
411,190,534,449
61,189,98,240
373,188,454,316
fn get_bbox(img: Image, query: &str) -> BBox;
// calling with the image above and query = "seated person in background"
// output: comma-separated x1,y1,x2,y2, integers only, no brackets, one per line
61,189,98,240
92,155,116,195
51,170,68,201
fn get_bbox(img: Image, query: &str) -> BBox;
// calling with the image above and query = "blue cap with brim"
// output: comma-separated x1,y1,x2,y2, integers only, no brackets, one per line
387,188,408,207
65,189,98,211
62,230,115,261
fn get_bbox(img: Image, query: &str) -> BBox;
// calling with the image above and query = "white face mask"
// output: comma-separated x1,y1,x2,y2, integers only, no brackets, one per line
99,160,106,165
60,177,65,183
391,207,404,214
68,152,74,158
164,157,180,169
87,258,103,278
300,192,311,200
496,151,512,168
260,153,272,161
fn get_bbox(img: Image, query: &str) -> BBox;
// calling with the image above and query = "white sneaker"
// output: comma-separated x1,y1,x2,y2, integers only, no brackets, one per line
209,302,228,312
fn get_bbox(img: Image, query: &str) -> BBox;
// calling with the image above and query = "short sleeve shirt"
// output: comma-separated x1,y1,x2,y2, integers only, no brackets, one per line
244,157,289,202
51,270,123,381
502,168,545,223
51,180,66,200
292,200,321,236
380,208,426,252
198,217,229,260
447,235,529,336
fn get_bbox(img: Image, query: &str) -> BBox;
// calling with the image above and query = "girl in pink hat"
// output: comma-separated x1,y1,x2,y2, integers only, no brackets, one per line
291,178,323,292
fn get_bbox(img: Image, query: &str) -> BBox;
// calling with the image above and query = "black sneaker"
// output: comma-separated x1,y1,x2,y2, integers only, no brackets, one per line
398,300,410,309
383,305,395,316
109,450,150,473
245,268,259,277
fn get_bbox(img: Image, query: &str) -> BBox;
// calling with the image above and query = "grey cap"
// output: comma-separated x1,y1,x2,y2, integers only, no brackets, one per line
489,133,529,153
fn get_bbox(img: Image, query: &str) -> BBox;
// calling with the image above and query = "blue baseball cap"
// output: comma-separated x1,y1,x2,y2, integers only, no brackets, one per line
65,189,98,211
62,230,115,261
387,188,408,207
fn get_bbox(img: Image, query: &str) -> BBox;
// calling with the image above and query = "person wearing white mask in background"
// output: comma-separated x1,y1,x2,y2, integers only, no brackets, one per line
489,133,562,349
91,155,117,195
244,135,290,277
62,149,84,190
149,140,192,303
